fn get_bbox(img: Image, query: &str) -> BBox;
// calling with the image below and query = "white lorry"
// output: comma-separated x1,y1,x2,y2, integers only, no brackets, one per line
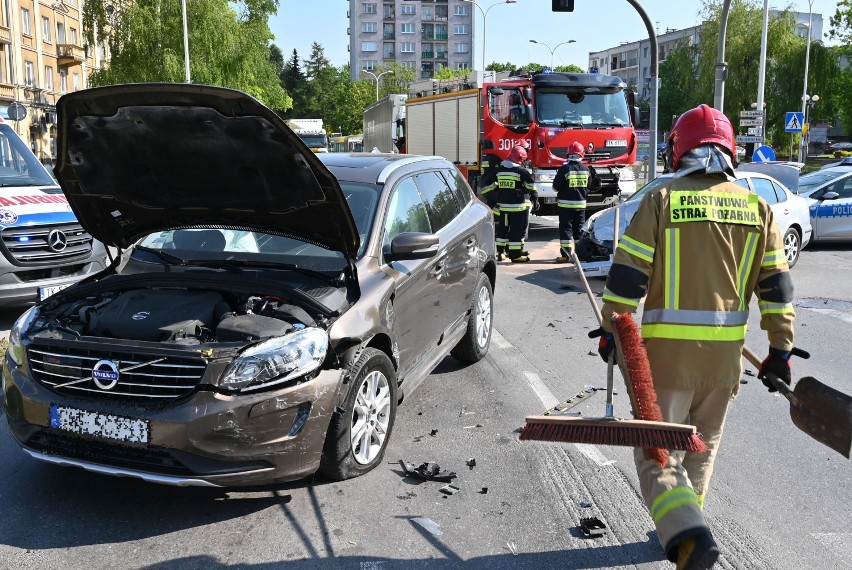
285,119,328,153
363,95,407,153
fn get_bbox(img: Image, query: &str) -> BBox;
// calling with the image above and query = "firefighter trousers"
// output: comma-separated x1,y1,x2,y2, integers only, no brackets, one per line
497,208,529,259
634,384,739,559
558,206,586,256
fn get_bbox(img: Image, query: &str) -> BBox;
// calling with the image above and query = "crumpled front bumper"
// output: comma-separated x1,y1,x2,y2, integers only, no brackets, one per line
2,355,345,487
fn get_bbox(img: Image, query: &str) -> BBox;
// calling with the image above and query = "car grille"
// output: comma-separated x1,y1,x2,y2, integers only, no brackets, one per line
551,147,614,161
28,345,208,402
1,222,93,265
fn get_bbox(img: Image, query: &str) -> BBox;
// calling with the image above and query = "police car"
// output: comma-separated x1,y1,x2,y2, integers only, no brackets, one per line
798,166,852,242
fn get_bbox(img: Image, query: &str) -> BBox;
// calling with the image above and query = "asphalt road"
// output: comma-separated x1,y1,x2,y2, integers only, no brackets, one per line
0,219,850,569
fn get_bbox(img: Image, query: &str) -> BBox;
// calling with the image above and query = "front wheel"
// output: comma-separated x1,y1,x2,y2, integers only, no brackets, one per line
319,348,397,480
783,227,801,268
451,273,493,364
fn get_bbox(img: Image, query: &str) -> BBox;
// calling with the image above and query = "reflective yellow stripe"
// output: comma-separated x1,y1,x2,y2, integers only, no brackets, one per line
618,235,654,263
665,228,680,310
651,487,700,523
762,249,785,267
602,288,641,307
737,233,760,311
642,323,748,341
696,493,705,510
759,300,794,315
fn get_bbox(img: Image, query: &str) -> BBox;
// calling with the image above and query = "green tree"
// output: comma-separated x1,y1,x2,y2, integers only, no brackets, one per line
82,0,290,110
554,64,585,73
658,41,702,132
279,49,306,117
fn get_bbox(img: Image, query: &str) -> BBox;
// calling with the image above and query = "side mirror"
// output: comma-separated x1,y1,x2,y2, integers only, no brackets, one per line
526,103,535,123
633,106,640,127
523,87,532,102
820,191,840,201
385,232,439,262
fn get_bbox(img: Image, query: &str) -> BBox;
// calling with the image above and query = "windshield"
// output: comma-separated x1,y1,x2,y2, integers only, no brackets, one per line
798,171,843,195
136,228,348,272
535,89,631,128
625,175,672,202
0,123,56,186
299,134,329,149
339,180,380,257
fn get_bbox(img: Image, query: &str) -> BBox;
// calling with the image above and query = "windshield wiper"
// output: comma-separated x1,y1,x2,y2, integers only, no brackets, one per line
183,259,340,283
135,246,186,265
559,120,583,128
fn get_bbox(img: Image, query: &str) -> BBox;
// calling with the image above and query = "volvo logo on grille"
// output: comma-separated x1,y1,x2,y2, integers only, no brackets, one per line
92,360,120,390
132,311,150,320
47,229,68,252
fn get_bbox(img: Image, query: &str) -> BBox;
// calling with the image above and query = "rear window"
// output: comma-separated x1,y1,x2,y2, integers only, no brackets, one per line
414,171,461,232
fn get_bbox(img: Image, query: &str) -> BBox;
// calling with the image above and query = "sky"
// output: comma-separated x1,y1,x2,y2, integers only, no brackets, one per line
270,0,842,71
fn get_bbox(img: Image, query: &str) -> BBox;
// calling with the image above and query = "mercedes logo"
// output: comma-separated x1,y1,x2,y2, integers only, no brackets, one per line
47,229,68,252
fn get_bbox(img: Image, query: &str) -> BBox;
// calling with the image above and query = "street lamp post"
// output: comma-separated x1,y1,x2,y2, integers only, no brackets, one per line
529,39,576,71
804,94,819,157
799,0,815,162
461,0,517,72
361,69,394,101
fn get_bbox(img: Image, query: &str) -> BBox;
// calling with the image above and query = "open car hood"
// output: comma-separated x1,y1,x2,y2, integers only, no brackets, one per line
54,84,359,256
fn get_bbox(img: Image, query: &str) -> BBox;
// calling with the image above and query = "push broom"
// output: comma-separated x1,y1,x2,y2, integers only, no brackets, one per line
519,213,707,464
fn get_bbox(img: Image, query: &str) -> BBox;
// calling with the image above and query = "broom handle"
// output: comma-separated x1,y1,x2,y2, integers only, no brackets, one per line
570,244,603,327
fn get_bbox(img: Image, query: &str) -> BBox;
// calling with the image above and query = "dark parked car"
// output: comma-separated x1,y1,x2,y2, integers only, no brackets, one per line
3,84,497,487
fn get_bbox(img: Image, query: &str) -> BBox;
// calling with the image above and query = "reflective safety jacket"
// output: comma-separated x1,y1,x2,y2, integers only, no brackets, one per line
553,159,591,209
601,174,795,389
481,160,537,212
478,153,502,208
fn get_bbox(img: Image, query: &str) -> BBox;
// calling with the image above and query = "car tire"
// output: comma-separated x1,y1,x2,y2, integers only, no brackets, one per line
783,227,801,268
319,348,397,481
450,272,493,364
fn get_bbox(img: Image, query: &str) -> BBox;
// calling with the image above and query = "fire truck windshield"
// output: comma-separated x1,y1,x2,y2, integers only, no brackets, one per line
535,90,630,129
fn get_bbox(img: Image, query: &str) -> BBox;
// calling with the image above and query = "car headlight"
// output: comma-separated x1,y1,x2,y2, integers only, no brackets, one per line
534,172,555,183
8,306,39,366
220,327,329,392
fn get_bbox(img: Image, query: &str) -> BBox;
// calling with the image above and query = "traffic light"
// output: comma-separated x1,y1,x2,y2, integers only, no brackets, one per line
552,0,575,11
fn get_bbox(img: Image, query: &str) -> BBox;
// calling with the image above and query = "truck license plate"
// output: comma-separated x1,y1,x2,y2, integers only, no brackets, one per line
49,404,150,444
605,140,628,147
38,283,72,301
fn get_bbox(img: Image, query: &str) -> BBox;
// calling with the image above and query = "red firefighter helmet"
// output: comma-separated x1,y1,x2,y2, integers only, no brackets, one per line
507,145,527,163
568,141,585,158
667,104,736,171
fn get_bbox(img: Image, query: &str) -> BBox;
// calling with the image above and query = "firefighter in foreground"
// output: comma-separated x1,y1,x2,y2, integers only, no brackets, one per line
591,104,797,569
553,141,592,262
481,145,537,262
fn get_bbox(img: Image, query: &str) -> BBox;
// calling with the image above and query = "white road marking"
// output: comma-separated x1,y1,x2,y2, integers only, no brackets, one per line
804,307,852,326
523,371,559,409
492,329,513,349
574,443,617,467
810,533,852,565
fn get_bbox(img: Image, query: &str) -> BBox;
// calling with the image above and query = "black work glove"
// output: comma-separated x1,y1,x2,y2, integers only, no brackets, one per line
531,198,540,213
588,327,615,363
758,346,810,392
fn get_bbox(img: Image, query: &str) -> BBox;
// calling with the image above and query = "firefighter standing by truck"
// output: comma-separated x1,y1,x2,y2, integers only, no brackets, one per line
481,145,537,262
553,141,594,263
591,104,799,569
479,151,506,260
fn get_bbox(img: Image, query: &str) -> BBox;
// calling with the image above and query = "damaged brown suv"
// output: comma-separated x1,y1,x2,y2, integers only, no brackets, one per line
2,84,497,487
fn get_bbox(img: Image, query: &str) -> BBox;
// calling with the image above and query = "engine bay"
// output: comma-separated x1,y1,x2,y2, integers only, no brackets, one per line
37,287,322,344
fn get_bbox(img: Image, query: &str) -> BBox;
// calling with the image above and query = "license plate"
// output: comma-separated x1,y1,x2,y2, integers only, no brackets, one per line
543,197,557,204
49,404,150,444
605,139,628,147
38,283,73,301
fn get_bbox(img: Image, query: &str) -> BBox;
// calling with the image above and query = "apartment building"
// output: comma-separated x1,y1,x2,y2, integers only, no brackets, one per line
0,0,104,164
588,11,823,101
348,0,474,82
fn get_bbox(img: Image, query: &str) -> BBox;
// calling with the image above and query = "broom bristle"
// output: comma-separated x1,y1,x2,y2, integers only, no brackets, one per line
520,416,708,452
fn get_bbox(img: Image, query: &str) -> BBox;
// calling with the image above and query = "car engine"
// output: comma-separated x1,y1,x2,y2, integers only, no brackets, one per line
44,288,319,344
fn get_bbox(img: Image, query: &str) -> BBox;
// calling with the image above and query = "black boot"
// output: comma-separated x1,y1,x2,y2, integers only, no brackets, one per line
667,529,719,570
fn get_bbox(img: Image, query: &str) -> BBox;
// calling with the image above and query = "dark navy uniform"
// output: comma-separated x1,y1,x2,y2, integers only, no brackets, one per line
553,158,592,261
482,160,536,261
478,153,505,258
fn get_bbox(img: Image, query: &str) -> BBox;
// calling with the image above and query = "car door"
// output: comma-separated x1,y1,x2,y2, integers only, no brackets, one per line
749,176,789,235
811,174,852,241
412,170,472,337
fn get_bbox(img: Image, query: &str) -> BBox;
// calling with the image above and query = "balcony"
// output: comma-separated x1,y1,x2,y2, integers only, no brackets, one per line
384,52,395,59
383,12,395,20
57,44,85,66
0,25,11,45
0,82,14,100
421,51,434,59
422,33,434,40
435,53,447,60
383,33,395,39
435,34,448,40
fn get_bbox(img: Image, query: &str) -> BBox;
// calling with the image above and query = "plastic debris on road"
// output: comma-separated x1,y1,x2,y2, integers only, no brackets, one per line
412,517,443,536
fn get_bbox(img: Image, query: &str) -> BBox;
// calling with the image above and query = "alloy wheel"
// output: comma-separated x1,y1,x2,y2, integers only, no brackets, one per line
351,370,391,465
475,284,492,349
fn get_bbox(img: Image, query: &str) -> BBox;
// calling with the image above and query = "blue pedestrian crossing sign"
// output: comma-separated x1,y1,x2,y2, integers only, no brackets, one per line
785,112,804,133
752,145,776,163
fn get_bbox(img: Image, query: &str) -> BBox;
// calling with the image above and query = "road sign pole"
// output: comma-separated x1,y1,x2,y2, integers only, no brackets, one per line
789,135,794,161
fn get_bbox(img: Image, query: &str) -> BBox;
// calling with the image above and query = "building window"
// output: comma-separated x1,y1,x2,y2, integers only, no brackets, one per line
401,3,415,15
401,61,416,70
72,72,80,91
643,47,648,58
59,69,67,92
454,5,469,16
455,62,469,71
45,66,54,90
454,43,470,54
454,25,469,35
400,23,414,34
21,8,31,36
362,60,377,71
383,43,394,57
362,3,376,14
24,61,35,87
362,22,377,33
400,42,415,53
42,16,51,42
56,22,66,43
361,41,378,52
